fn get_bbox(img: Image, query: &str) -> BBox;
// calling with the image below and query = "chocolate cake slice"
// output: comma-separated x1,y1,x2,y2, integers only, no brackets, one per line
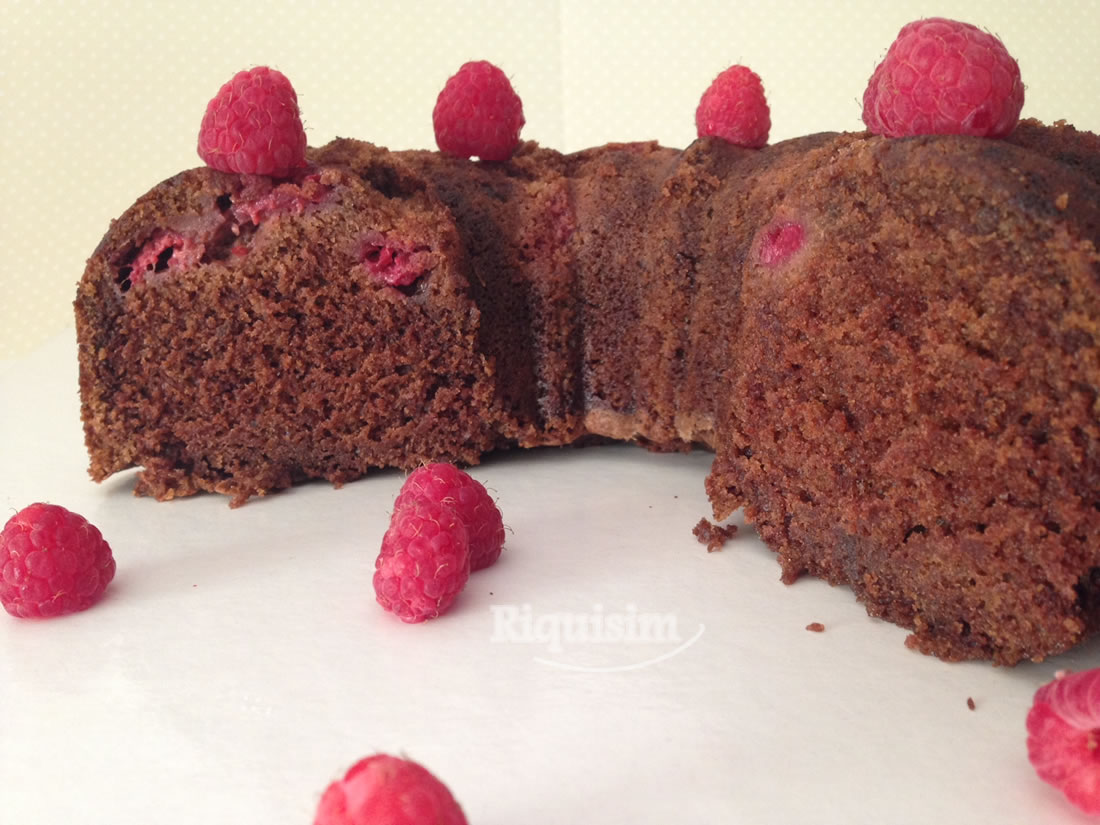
76,122,1100,663
76,159,506,503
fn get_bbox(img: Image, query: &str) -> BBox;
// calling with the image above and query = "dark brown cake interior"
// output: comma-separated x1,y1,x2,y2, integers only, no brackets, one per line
77,162,503,503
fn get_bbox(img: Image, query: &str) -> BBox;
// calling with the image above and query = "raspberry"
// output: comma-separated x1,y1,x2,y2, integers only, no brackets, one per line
358,231,435,288
1026,668,1100,815
231,175,332,227
433,61,525,162
314,754,467,825
695,65,770,148
861,62,887,134
394,463,505,571
757,219,806,267
861,17,1024,138
0,503,116,618
373,498,470,623
197,66,308,177
118,230,204,291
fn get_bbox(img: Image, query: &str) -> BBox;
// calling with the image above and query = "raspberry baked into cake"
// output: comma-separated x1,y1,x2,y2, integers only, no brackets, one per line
75,24,1100,665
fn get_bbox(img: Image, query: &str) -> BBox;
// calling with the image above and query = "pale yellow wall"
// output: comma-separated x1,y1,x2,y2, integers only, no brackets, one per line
3,0,1097,358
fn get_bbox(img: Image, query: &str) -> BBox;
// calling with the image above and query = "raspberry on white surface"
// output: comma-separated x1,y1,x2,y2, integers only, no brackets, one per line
0,503,116,618
394,463,505,572
373,497,471,623
1026,668,1100,815
314,753,467,825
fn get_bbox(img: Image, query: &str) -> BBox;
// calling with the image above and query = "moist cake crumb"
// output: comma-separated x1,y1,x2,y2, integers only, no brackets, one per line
693,517,739,552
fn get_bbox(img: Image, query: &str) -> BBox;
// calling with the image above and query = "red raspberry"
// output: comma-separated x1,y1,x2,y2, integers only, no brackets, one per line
757,219,806,267
695,65,770,148
394,463,505,572
861,62,887,134
121,230,204,290
433,61,525,162
1026,668,1100,815
861,17,1024,138
373,498,470,623
197,66,308,177
358,231,436,288
314,754,467,825
0,503,116,619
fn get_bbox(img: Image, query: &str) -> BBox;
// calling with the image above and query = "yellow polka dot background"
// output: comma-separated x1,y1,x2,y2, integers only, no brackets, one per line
2,0,1098,359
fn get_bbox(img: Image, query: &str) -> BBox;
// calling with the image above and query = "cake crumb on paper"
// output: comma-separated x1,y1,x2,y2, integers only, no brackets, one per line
693,517,738,552
967,697,976,711
805,622,826,633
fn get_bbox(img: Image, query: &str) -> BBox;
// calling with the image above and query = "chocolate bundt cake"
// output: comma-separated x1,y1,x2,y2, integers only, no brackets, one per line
75,120,1100,665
